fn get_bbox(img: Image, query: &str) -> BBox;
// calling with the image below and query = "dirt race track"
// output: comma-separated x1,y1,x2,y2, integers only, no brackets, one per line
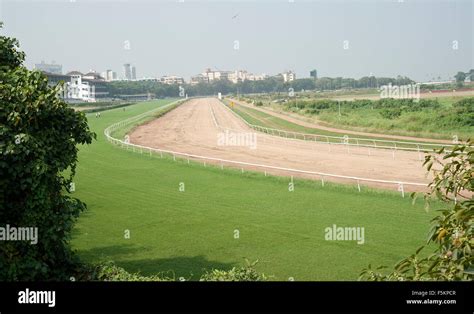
129,98,433,192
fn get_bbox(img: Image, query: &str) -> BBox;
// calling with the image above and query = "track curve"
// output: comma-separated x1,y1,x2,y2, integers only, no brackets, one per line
129,98,432,191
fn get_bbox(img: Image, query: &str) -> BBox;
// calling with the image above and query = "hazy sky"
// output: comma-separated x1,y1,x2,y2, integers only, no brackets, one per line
1,0,472,81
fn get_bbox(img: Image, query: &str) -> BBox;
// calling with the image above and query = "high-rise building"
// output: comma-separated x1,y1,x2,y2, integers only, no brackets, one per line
123,63,132,80
310,69,318,79
35,61,62,74
101,70,115,81
131,66,137,80
106,70,115,81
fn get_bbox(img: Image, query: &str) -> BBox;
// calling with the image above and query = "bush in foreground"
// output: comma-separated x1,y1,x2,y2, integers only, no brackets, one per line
78,260,267,282
360,140,473,281
200,260,268,281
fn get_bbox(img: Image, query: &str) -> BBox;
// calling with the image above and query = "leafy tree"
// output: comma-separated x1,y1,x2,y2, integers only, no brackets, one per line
467,69,474,82
0,22,24,70
0,23,95,280
360,140,473,281
454,71,467,87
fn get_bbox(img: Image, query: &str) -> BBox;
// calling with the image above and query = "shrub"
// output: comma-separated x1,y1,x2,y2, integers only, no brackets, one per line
81,262,173,282
200,260,267,281
360,140,473,281
76,260,268,282
379,108,402,119
452,98,474,127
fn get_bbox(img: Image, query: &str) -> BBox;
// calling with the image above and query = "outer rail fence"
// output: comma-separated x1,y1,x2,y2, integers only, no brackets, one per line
222,99,457,154
104,98,428,197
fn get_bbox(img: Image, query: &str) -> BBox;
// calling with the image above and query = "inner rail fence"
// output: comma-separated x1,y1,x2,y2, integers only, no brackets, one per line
104,98,429,197
222,99,458,154
211,104,417,161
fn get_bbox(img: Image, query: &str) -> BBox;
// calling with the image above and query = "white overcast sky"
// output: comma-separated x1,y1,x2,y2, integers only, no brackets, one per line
1,0,472,81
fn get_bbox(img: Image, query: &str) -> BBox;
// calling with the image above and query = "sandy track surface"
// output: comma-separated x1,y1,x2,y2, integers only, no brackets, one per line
129,98,432,191
229,99,454,144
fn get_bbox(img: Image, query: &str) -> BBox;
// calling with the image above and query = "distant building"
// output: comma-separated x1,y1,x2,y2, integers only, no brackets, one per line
41,69,110,102
43,72,71,87
123,63,132,80
66,72,94,102
81,71,108,99
246,73,267,82
227,70,245,83
101,69,116,81
219,71,232,81
190,74,209,85
35,61,62,74
138,77,159,82
161,75,185,85
191,68,267,84
203,68,222,81
39,70,109,102
310,69,318,79
131,66,137,80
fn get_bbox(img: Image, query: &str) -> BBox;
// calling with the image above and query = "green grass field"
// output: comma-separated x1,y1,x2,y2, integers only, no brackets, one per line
71,99,439,281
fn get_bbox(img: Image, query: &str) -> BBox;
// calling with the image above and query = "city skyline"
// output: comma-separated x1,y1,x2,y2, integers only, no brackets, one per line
3,1,471,82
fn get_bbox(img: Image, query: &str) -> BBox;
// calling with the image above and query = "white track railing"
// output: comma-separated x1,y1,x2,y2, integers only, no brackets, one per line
104,99,428,196
211,104,407,160
224,99,457,153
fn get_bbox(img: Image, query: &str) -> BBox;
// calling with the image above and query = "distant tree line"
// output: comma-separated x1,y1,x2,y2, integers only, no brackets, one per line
285,97,474,127
107,80,179,98
107,75,415,99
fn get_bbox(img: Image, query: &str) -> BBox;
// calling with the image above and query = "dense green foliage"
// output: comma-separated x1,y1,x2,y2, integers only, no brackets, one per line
280,97,474,139
450,98,474,127
79,260,267,282
108,80,179,98
0,24,95,280
200,260,268,281
285,98,443,115
454,69,473,87
361,141,473,280
226,99,449,150
82,262,173,281
0,22,25,71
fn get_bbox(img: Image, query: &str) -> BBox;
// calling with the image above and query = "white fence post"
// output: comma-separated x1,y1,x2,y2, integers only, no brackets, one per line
398,183,405,198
